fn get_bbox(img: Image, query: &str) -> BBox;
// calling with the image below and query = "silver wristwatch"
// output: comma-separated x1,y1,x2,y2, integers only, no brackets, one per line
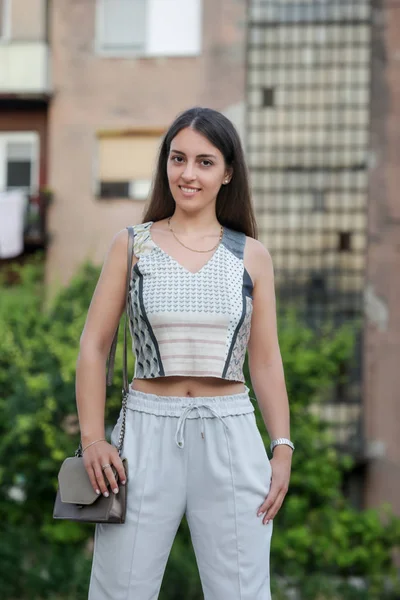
270,437,295,454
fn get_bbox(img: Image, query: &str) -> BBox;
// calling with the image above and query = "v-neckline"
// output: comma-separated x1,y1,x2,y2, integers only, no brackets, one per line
147,220,226,276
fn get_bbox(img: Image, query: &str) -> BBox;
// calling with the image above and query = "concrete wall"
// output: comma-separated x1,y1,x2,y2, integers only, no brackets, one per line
45,0,247,295
10,0,47,40
363,0,400,515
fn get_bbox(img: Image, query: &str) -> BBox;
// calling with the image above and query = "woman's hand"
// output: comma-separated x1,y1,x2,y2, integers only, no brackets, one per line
82,440,127,497
257,445,292,525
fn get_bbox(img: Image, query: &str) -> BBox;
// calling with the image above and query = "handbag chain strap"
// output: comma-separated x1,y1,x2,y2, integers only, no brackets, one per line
114,225,135,455
76,226,135,458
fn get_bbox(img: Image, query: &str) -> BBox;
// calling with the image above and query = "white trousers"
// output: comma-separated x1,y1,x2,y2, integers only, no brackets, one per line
88,387,273,600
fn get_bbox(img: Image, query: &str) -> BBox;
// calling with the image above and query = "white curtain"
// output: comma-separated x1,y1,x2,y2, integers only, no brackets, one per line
0,189,27,258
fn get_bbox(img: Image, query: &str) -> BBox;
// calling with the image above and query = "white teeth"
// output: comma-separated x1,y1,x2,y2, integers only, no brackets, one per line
181,187,199,194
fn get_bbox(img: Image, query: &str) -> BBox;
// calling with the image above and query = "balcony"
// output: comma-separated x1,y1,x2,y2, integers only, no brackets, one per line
0,41,51,96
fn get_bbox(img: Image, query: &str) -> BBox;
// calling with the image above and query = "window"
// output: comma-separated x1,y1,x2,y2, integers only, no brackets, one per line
338,231,352,252
0,132,39,193
96,0,146,54
312,189,326,212
95,0,202,57
96,129,164,200
0,0,10,40
262,87,275,108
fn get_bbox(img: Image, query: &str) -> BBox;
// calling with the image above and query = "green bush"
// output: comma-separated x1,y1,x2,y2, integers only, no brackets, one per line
245,311,400,599
0,258,399,599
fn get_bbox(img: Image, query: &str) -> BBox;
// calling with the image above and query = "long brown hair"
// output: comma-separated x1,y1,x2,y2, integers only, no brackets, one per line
142,107,258,239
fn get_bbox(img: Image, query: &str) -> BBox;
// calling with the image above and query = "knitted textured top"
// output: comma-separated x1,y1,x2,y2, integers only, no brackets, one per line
128,221,254,382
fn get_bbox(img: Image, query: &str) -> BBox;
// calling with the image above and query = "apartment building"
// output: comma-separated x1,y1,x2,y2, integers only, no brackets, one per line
0,0,52,259
0,0,50,190
246,0,400,516
246,0,371,463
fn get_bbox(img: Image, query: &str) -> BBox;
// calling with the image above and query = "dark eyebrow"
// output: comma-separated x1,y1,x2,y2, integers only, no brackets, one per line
170,149,218,160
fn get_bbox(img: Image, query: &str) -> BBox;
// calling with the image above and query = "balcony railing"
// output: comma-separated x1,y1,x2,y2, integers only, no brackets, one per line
0,42,51,96
23,189,52,252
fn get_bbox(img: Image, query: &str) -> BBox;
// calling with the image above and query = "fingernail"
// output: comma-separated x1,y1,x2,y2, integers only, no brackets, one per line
121,480,126,485
103,491,109,497
96,489,100,495
265,520,270,525
113,487,119,494
257,511,263,517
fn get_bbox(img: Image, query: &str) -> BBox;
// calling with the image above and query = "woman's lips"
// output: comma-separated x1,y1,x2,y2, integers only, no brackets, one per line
179,185,201,196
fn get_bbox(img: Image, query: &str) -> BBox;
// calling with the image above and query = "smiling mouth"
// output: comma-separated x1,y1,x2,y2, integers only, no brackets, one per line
179,186,201,195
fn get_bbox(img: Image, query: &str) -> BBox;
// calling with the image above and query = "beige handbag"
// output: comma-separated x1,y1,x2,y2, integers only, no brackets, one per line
53,226,134,524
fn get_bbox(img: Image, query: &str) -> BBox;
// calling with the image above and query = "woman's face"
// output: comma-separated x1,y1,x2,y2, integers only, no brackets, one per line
167,127,231,213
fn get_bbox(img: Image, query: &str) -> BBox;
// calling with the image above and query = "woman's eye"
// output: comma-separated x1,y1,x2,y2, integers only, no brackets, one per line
170,156,213,167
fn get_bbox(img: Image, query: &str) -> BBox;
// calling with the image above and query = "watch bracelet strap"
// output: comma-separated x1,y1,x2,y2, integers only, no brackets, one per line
76,226,135,458
270,437,295,454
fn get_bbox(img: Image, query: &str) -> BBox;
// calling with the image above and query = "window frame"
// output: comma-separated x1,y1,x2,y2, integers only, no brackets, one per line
95,127,165,201
94,0,202,58
0,131,40,194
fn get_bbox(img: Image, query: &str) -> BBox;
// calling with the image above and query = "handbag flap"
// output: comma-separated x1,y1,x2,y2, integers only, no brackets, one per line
58,457,99,505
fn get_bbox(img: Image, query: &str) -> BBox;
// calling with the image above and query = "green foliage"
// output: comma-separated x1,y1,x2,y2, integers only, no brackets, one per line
0,260,399,599
0,258,113,598
245,311,400,599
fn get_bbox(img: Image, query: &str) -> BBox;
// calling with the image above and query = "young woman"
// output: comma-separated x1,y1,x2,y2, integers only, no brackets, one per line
77,107,293,600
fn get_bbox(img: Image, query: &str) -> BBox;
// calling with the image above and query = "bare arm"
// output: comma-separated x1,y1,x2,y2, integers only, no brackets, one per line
246,238,292,524
75,228,136,495
247,240,291,455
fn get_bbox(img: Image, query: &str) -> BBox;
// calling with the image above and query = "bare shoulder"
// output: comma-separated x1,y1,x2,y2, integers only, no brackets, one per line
104,226,138,268
79,227,137,352
110,227,129,253
244,236,274,283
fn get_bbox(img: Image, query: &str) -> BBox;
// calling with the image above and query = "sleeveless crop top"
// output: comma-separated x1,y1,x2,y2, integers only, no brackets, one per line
128,221,254,383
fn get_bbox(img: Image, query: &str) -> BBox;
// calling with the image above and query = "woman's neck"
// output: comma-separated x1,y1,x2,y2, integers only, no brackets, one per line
169,209,220,235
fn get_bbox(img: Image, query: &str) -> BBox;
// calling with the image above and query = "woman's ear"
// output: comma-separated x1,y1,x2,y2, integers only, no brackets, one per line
223,168,233,185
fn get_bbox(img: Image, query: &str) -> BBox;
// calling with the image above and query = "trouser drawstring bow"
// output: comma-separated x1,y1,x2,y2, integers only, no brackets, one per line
174,403,229,448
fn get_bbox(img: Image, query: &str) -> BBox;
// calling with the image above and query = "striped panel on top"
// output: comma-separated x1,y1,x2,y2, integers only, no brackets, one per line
149,312,230,378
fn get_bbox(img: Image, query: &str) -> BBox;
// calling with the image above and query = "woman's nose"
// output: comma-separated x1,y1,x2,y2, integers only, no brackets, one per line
182,163,196,181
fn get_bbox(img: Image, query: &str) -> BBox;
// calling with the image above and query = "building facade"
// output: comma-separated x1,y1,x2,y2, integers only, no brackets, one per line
0,0,50,194
245,0,400,517
246,0,371,505
45,0,247,294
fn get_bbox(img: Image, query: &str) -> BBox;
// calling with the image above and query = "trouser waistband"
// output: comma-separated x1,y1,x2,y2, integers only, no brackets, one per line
126,385,255,449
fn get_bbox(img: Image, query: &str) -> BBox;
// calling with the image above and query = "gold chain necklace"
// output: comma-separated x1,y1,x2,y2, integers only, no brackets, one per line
167,217,223,254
